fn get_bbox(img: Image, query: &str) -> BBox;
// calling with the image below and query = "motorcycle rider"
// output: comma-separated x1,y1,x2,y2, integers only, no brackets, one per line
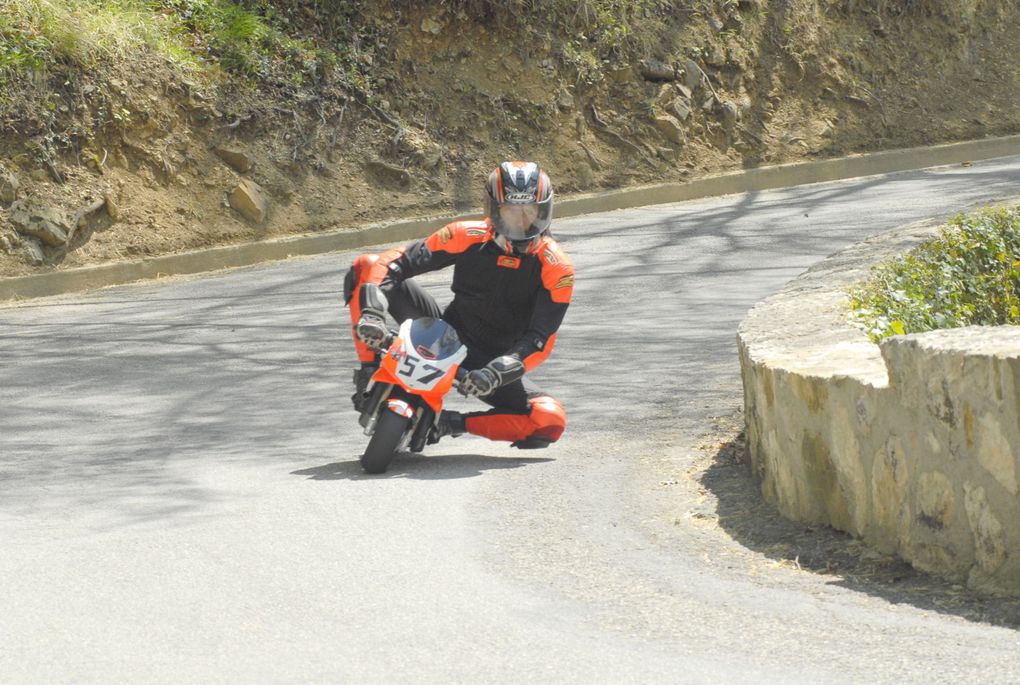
342,161,573,449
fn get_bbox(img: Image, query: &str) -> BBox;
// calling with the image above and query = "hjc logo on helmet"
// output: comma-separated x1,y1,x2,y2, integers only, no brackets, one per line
504,192,537,203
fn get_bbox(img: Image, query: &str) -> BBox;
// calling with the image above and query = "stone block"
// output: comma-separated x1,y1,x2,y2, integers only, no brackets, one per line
653,115,685,144
9,200,70,246
229,179,268,224
0,166,19,206
214,147,254,173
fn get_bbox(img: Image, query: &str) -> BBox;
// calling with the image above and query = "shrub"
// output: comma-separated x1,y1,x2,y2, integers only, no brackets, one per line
848,205,1020,342
0,0,180,74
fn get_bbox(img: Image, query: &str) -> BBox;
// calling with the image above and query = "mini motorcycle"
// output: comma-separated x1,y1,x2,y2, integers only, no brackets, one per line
355,317,467,474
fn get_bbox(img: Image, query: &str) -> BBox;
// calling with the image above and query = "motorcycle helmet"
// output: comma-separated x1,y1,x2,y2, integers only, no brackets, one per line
485,161,554,254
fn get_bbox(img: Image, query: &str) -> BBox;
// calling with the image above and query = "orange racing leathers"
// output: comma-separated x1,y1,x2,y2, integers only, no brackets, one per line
344,219,574,446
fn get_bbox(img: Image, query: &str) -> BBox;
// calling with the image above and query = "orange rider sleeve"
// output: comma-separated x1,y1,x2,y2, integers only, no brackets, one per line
515,239,574,371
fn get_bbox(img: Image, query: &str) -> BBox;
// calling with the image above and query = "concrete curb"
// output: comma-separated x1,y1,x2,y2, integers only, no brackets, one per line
4,134,1020,303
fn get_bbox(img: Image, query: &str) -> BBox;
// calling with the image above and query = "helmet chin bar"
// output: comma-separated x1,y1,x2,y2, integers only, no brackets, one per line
492,232,540,255
510,237,537,255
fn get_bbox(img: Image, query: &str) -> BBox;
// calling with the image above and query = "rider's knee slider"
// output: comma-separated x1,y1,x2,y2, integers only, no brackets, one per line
528,395,566,442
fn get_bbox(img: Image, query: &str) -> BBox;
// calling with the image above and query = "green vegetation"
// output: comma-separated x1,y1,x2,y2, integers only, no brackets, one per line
849,206,1020,342
0,0,354,88
0,0,676,89
1,1,184,73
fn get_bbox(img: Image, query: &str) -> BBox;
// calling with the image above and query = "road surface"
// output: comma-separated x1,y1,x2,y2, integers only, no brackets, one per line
3,157,1020,682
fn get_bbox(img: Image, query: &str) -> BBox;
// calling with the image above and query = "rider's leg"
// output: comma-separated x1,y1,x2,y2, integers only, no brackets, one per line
344,253,443,358
461,376,567,448
344,254,443,408
344,254,384,365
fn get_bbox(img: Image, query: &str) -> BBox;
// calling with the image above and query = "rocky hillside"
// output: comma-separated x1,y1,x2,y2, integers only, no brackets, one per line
1,0,1018,279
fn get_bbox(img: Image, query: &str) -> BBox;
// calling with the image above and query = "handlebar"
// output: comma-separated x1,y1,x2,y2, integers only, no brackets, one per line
367,329,398,352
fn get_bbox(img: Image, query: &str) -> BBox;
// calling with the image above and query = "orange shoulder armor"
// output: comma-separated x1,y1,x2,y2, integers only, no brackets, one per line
537,237,574,304
424,220,492,254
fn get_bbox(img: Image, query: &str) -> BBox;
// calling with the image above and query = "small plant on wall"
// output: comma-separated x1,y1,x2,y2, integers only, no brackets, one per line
849,205,1020,342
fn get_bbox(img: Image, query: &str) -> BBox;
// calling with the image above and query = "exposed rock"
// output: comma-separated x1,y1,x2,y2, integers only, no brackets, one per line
639,59,676,82
365,159,412,188
420,17,442,35
0,167,19,206
66,197,110,245
655,83,680,107
417,146,443,169
214,147,254,173
103,192,120,222
722,100,741,128
20,236,45,265
654,115,685,144
556,89,574,111
667,97,692,122
0,229,16,254
229,179,268,224
684,59,703,91
9,200,70,246
706,44,727,67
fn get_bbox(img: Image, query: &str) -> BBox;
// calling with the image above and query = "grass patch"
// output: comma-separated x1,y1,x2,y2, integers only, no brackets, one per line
849,205,1020,342
0,0,179,74
0,0,348,87
1,0,685,96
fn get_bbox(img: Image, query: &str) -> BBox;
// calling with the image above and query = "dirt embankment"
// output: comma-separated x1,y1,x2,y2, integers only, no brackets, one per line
2,0,1019,280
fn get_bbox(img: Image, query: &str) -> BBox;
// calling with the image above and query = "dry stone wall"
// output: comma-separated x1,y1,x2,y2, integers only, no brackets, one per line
738,214,1020,596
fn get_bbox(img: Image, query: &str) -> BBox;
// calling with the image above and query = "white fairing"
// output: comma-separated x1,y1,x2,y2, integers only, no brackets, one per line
393,319,467,391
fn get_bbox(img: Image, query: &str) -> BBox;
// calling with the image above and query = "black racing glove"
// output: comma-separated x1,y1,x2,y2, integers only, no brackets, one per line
459,355,525,398
355,283,389,349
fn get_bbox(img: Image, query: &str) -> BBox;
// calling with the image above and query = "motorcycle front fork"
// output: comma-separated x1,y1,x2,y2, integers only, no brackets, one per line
359,382,436,452
359,382,391,433
408,404,436,453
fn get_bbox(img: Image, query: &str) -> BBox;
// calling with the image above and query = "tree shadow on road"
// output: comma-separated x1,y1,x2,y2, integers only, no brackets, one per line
700,431,1020,631
292,453,554,481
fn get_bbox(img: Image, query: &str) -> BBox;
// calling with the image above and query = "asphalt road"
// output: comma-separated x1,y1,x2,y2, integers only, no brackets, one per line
3,157,1020,683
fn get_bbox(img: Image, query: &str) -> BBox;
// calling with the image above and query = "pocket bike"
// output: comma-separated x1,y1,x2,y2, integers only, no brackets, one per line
356,317,467,474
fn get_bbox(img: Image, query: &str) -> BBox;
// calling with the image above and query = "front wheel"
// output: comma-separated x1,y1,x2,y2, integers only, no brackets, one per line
361,409,411,474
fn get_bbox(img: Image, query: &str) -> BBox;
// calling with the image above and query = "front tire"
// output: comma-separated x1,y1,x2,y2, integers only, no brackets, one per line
361,409,411,474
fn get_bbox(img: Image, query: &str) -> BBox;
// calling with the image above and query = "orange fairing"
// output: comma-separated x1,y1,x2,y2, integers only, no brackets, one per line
538,239,574,305
373,320,464,415
374,333,405,383
425,220,492,255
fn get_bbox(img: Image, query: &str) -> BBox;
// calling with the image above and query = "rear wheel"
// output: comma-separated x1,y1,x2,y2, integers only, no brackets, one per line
361,409,411,474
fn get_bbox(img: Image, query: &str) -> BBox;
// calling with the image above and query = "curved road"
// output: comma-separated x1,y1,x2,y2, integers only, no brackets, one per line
3,158,1020,682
